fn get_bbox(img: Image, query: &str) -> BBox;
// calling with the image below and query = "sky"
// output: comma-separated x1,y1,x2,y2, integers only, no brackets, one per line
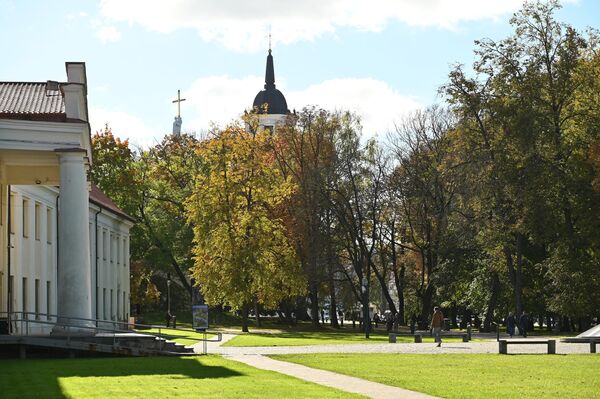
1,0,598,147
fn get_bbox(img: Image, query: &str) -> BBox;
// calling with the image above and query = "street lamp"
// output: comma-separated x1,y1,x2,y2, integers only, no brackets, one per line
167,273,171,326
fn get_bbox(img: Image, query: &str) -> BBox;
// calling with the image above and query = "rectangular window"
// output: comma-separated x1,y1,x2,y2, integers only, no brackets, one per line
9,194,15,234
123,292,126,321
22,198,29,238
0,272,3,311
34,203,42,240
117,289,120,319
116,236,121,265
34,279,40,319
22,277,27,315
46,281,51,320
46,208,53,244
103,288,107,320
123,237,127,267
103,231,107,260
110,289,114,320
110,235,114,264
9,276,14,310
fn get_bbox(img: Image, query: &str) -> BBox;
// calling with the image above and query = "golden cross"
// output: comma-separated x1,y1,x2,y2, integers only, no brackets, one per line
172,89,186,118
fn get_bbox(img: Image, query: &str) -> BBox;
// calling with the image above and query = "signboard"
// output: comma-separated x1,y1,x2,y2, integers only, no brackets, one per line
192,304,209,330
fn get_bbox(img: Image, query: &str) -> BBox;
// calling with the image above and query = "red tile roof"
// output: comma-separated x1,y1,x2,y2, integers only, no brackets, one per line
0,82,66,121
90,184,135,223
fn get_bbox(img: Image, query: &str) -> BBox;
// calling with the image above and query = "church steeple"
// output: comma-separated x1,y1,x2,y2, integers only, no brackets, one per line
252,48,289,115
265,49,275,89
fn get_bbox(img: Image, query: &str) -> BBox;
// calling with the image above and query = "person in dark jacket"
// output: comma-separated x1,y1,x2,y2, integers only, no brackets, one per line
519,311,529,338
506,312,516,337
431,307,444,347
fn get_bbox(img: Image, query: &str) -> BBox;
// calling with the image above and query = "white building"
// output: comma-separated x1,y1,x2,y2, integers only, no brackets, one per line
0,63,133,335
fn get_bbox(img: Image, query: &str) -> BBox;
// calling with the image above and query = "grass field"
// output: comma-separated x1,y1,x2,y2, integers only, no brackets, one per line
272,353,600,399
0,356,365,399
137,327,215,346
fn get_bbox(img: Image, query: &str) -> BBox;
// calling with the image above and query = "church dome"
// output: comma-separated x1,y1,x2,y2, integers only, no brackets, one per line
252,49,289,115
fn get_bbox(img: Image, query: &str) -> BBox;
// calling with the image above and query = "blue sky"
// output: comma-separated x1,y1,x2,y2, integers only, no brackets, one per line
1,0,598,146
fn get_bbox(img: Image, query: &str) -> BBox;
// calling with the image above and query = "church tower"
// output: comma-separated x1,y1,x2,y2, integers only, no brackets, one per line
252,48,290,129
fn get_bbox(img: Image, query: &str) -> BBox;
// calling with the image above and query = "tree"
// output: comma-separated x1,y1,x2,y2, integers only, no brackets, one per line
444,0,600,327
186,122,305,332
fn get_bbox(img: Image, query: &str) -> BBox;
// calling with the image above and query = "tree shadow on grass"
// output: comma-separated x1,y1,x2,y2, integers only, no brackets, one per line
1,356,242,399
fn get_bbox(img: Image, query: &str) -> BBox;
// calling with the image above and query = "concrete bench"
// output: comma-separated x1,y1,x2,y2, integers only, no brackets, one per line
560,337,600,353
388,333,422,343
389,333,468,343
499,339,556,354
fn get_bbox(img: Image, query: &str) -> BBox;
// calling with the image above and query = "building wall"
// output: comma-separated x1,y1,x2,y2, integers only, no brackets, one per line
0,184,131,334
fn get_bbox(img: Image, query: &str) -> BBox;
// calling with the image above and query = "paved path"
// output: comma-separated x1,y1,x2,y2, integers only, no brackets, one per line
203,334,592,355
227,353,440,399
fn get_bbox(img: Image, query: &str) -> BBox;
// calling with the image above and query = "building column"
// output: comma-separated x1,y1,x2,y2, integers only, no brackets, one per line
53,149,93,333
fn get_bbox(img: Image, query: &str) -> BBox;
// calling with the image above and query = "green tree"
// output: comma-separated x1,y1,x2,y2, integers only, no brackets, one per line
186,122,305,332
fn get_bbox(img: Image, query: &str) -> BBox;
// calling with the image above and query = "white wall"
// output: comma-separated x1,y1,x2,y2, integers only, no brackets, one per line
0,185,131,335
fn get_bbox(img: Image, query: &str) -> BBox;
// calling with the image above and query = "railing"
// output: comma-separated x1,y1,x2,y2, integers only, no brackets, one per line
0,311,221,355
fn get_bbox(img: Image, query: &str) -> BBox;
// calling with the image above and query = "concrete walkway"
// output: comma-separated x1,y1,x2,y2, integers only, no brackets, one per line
203,333,592,355
227,353,440,399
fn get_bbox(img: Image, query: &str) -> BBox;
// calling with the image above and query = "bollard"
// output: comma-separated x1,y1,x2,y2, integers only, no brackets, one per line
414,334,422,343
389,333,397,343
462,334,469,342
467,325,472,340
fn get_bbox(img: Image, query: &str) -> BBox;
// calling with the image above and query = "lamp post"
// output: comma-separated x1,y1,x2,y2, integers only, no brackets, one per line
167,273,171,325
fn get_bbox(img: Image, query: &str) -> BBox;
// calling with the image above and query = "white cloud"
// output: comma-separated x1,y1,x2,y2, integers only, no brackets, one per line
96,25,121,44
90,107,160,149
288,78,422,136
182,75,421,137
98,0,568,51
184,75,264,130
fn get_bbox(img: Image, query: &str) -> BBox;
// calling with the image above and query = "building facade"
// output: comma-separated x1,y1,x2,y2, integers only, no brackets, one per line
0,63,132,335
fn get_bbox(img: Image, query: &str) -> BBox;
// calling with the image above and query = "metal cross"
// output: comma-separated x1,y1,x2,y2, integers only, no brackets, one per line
172,89,186,118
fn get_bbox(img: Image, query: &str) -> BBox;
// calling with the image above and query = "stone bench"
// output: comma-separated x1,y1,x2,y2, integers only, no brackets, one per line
560,337,600,353
498,339,556,354
389,332,469,343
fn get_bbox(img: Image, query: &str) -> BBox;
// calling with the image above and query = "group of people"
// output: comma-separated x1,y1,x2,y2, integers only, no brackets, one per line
428,307,531,347
505,310,529,338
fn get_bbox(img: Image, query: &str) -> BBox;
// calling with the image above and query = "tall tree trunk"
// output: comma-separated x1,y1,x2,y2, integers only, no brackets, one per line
241,304,250,333
328,275,340,328
371,261,398,315
363,278,371,338
420,284,434,328
325,211,339,329
309,284,320,328
515,233,524,316
254,298,261,327
483,271,500,332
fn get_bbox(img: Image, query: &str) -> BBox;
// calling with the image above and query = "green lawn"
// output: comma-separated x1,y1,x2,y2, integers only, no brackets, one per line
224,330,474,347
0,356,365,399
271,353,600,399
138,327,215,346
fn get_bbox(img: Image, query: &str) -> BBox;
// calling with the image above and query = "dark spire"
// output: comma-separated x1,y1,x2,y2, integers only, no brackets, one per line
265,49,275,89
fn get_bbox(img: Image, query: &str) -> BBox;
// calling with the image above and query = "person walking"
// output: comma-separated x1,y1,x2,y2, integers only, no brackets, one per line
431,306,444,347
506,312,516,337
519,311,529,338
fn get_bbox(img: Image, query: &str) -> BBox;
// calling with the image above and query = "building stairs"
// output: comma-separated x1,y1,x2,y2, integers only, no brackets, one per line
0,332,196,357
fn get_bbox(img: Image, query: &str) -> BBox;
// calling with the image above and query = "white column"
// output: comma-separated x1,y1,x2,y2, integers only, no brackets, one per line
53,150,93,333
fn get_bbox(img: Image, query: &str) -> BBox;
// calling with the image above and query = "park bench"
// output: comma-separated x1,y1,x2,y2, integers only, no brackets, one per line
498,338,556,354
560,337,600,353
389,332,469,343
